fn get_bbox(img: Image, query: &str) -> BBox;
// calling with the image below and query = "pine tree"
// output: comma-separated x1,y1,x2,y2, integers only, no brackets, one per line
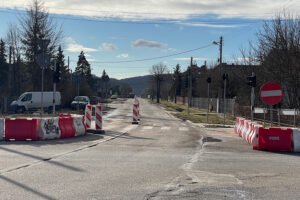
75,51,94,89
100,70,110,97
0,39,6,64
0,38,9,90
19,0,63,91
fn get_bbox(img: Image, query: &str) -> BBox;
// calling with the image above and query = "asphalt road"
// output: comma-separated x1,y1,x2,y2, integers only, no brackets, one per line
1,98,300,200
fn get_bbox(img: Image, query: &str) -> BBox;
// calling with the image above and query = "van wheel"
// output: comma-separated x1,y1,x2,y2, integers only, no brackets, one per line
17,106,25,114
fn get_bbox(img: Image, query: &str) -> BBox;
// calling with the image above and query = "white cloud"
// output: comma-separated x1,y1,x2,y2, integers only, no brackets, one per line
179,22,239,28
65,37,98,53
1,0,292,20
117,53,129,58
100,43,118,51
174,57,206,61
131,39,167,48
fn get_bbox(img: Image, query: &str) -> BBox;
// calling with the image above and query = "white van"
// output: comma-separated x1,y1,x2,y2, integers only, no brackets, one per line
10,92,61,113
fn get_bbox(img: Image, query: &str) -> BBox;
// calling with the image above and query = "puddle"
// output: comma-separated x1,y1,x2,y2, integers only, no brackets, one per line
202,137,222,143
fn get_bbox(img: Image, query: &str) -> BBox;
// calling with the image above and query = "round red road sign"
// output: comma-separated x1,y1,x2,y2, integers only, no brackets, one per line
259,82,283,105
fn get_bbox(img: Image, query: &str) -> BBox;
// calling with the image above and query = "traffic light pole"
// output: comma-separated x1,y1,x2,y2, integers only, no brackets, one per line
53,60,56,118
251,72,255,121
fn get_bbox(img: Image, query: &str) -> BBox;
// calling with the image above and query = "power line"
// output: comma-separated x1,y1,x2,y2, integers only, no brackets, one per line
68,44,213,64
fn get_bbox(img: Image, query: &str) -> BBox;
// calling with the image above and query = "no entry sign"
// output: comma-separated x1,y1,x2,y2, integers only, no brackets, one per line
259,82,283,105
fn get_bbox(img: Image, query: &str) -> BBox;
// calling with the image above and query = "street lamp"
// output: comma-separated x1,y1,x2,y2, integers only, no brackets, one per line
213,36,227,126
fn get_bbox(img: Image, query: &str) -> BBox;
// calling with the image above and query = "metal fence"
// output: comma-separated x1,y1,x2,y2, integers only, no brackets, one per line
191,97,235,114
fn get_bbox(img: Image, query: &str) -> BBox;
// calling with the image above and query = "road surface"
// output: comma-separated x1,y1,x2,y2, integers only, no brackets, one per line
1,98,300,199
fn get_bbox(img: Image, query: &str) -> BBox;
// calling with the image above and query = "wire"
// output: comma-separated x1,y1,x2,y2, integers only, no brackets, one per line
68,44,213,64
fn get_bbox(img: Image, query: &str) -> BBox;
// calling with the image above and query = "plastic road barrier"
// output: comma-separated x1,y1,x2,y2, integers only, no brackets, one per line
0,118,4,140
253,127,292,152
38,118,61,140
132,103,139,124
292,128,300,152
59,117,76,138
238,119,245,137
234,117,240,134
95,105,102,130
73,115,86,136
245,121,253,142
85,105,92,129
5,118,39,141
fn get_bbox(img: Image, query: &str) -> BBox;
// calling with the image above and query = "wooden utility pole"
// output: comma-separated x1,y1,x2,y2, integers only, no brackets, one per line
188,57,193,114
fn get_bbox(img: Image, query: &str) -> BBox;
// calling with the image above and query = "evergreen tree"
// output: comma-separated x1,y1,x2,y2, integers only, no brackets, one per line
100,70,110,97
0,39,6,64
173,64,182,101
75,51,93,89
19,0,63,91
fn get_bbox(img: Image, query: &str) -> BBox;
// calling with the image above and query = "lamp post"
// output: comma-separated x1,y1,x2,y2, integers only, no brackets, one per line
213,36,226,126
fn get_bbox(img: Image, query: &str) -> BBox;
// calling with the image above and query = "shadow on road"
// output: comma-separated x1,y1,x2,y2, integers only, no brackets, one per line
0,175,56,200
0,146,84,173
104,131,154,140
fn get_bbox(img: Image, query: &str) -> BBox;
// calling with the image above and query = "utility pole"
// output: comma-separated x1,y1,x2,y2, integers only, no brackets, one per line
188,57,193,114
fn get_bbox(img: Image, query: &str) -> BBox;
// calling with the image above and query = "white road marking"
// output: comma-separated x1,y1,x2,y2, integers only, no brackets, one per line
179,127,189,131
161,127,171,130
142,126,153,130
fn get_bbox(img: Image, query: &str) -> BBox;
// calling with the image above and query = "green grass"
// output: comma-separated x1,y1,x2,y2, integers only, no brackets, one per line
153,100,235,125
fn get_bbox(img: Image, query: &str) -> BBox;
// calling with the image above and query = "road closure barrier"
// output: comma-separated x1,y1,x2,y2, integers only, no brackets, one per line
59,116,76,138
0,118,4,140
95,105,102,131
38,118,61,140
5,118,39,141
85,105,92,129
253,127,292,152
132,103,139,124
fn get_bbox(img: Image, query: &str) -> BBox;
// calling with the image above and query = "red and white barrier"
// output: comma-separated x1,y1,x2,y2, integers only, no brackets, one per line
73,115,86,136
95,105,102,130
134,97,140,120
85,105,92,129
59,116,76,138
0,118,3,140
38,118,61,140
132,103,139,124
5,118,39,141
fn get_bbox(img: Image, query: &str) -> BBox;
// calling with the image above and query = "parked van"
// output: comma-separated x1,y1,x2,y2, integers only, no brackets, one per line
10,92,61,113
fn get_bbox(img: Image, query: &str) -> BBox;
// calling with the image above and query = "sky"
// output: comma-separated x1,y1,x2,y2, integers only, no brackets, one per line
0,0,298,79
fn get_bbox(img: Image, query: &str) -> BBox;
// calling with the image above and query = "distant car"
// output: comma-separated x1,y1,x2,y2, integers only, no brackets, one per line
90,96,100,105
71,96,90,110
110,95,118,99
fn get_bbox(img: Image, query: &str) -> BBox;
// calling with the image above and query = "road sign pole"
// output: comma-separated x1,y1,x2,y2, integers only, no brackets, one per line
207,82,210,123
53,60,56,118
263,107,266,128
270,105,273,127
223,78,226,126
294,108,296,128
250,72,255,121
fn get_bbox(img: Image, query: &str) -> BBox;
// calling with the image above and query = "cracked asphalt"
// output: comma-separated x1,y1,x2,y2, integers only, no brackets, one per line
1,98,300,199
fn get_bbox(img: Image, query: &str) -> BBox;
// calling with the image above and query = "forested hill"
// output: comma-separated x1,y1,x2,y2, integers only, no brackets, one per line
110,75,152,96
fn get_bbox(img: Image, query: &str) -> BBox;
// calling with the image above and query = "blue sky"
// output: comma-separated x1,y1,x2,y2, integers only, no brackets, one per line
0,0,296,79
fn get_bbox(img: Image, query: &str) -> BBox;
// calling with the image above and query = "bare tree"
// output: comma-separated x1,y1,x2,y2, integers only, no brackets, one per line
150,62,168,103
253,12,300,108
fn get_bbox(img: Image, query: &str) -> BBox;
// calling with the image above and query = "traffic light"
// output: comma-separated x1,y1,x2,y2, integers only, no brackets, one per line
247,75,256,87
222,73,228,80
206,77,211,83
53,62,61,83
